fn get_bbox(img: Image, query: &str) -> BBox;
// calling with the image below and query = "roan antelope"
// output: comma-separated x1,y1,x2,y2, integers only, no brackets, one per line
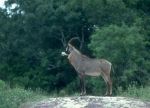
61,37,112,96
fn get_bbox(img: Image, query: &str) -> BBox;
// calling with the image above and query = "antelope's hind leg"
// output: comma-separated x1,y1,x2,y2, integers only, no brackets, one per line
101,72,109,96
103,72,112,96
107,74,112,95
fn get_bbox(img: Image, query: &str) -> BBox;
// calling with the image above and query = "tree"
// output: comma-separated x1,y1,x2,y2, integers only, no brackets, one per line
0,0,150,95
82,0,138,27
88,23,150,87
0,0,87,93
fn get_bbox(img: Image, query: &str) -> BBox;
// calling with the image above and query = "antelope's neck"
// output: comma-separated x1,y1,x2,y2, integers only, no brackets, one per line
68,50,81,68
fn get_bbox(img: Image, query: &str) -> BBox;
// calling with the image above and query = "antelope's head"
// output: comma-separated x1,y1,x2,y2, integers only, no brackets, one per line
61,37,79,56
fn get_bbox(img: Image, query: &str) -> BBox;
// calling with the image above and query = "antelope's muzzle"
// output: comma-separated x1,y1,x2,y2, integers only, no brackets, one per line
61,52,68,56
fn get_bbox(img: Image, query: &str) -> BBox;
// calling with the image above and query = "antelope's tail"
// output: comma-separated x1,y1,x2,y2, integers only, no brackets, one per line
111,64,115,74
111,65,119,81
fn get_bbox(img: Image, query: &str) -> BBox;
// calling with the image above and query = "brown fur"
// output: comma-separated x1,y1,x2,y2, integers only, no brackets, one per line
65,44,112,96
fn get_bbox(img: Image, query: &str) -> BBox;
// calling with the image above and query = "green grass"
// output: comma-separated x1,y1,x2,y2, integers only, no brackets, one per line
0,87,49,108
0,79,49,108
0,79,78,108
1,79,150,108
116,82,150,100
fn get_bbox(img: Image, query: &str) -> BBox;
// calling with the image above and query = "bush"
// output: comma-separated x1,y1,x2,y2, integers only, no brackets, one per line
0,80,6,91
85,76,105,96
59,90,66,96
88,23,150,87
0,87,47,108
116,82,150,100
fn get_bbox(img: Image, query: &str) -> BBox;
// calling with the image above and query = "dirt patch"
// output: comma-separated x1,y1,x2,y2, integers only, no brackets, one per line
19,96,150,108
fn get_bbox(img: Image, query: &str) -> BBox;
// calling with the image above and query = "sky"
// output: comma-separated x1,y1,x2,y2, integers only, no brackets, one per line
0,0,6,8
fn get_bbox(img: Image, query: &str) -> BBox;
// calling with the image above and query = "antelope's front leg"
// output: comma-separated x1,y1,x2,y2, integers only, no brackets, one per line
78,73,86,96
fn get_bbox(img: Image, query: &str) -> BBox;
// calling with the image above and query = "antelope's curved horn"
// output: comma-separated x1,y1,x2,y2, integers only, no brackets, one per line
68,37,80,44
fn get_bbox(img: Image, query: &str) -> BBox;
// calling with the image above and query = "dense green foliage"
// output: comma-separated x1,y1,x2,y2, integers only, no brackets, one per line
88,23,150,88
0,80,48,108
117,82,150,100
0,0,150,96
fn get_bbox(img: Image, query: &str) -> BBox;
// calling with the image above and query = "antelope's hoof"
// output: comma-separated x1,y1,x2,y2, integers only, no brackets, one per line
105,93,112,96
105,93,108,96
109,93,112,96
80,94,84,96
80,93,86,96
80,94,83,96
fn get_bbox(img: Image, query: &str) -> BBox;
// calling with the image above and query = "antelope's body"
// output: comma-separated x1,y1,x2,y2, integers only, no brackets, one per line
61,38,112,96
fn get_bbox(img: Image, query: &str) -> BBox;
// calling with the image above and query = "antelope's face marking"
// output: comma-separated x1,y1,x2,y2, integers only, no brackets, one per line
65,46,69,54
61,47,69,56
61,52,68,56
61,44,73,56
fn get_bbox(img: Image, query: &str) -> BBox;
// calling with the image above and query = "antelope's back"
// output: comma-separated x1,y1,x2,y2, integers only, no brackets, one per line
83,58,111,76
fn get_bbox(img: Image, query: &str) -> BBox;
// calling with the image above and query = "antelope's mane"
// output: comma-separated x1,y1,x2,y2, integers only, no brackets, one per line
69,44,91,60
